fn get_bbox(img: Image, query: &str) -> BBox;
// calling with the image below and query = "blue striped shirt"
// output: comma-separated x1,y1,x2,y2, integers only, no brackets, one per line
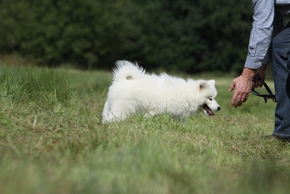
245,0,290,69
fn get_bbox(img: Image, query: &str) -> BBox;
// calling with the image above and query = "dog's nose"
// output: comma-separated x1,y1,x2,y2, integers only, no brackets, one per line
217,106,221,111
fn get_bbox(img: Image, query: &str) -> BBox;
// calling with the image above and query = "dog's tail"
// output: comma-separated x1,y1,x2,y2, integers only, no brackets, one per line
112,60,145,82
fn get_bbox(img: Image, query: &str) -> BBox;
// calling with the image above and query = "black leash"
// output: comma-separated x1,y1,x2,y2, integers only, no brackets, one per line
251,76,277,103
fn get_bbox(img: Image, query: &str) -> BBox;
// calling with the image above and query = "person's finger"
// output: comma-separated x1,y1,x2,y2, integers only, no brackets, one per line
228,80,235,92
260,79,263,86
236,94,244,105
252,79,263,88
241,93,249,102
232,91,250,107
256,80,263,87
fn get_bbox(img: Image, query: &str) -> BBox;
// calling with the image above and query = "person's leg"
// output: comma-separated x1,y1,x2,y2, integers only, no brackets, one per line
271,21,290,138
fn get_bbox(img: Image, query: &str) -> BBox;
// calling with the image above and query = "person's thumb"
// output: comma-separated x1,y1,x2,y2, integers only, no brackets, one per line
228,81,235,92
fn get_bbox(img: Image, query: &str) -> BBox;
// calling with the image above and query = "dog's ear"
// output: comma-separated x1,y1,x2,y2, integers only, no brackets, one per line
199,81,208,91
208,80,215,86
199,80,216,91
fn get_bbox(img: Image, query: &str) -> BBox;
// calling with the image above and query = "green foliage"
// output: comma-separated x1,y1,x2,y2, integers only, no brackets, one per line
0,0,131,68
0,0,254,72
0,65,290,193
192,0,253,72
125,0,206,72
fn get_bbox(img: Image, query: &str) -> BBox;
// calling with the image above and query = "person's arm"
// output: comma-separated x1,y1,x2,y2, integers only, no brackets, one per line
245,0,275,69
229,0,275,107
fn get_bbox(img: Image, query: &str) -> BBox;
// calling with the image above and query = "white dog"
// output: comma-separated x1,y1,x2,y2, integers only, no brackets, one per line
102,60,221,123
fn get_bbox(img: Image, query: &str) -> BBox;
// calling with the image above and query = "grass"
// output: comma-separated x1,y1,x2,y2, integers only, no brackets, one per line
0,64,289,194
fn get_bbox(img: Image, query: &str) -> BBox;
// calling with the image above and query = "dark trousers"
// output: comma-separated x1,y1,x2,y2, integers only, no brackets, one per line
271,21,290,138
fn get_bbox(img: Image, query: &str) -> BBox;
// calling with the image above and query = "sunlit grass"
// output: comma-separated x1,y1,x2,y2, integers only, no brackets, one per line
0,64,289,194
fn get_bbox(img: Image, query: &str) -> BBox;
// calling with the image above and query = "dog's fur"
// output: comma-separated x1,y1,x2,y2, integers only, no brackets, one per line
102,60,221,123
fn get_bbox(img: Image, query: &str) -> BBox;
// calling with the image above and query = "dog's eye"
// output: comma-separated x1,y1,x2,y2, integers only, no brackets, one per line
208,97,212,101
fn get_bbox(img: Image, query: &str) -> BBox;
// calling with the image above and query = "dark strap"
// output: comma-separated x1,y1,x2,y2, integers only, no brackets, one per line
251,76,277,103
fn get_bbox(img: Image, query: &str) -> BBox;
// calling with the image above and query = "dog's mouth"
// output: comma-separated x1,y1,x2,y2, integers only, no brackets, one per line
203,104,215,116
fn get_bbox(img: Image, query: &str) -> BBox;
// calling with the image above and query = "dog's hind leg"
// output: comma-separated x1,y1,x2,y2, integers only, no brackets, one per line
143,110,157,118
102,101,130,123
102,101,112,123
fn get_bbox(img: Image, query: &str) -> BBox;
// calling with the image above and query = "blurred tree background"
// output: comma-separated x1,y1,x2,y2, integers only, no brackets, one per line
0,0,253,73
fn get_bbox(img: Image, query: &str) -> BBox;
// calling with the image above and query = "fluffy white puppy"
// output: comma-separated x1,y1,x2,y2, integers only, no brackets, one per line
102,60,221,123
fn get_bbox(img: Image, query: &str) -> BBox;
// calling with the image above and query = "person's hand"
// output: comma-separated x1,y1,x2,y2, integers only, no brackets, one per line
229,68,256,107
253,64,267,88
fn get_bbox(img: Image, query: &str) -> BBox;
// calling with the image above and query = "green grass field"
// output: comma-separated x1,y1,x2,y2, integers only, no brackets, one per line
0,64,289,194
